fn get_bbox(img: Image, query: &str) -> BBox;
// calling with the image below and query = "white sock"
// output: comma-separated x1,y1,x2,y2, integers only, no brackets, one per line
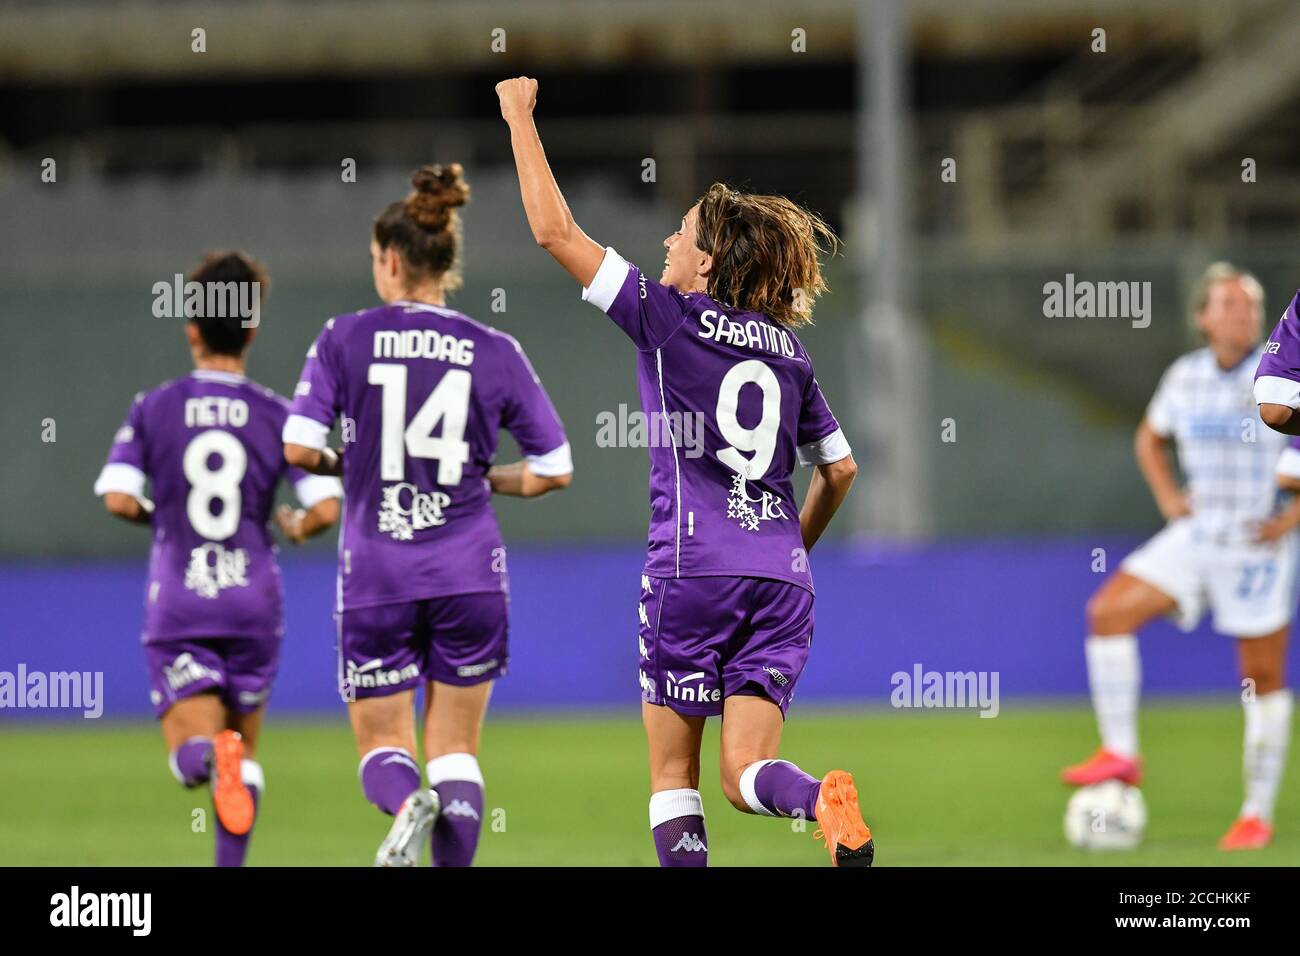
1241,689,1292,821
1085,634,1141,757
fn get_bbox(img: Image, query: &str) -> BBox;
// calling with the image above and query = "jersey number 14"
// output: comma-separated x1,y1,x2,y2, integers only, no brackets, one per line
368,364,472,485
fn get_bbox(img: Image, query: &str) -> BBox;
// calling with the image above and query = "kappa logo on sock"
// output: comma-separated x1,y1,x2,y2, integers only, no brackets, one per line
443,799,481,821
671,832,708,853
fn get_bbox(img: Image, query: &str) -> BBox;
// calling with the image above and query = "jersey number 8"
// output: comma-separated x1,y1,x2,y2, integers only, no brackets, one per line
183,429,247,541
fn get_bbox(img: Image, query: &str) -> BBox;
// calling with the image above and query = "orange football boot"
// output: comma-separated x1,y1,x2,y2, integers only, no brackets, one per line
212,730,255,836
813,770,874,867
1218,816,1272,851
1060,747,1143,786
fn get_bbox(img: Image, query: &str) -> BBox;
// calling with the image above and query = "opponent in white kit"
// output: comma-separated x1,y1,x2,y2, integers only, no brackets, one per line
1062,263,1299,851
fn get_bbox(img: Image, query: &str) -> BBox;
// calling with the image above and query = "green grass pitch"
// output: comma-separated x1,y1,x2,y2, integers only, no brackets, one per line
1,700,1295,866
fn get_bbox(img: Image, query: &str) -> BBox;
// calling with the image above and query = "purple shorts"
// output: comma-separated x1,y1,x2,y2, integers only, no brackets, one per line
336,592,509,702
143,637,280,719
638,574,814,718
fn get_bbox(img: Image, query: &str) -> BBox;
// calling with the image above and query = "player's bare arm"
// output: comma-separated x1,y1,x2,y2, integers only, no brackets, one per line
274,497,342,545
799,454,858,552
1259,403,1300,435
102,490,152,525
496,77,605,287
283,443,343,477
1133,418,1189,521
486,460,572,498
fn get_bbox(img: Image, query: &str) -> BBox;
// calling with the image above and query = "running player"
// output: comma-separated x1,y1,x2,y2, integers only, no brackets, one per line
496,76,870,867
283,163,572,867
93,251,342,866
1063,263,1298,850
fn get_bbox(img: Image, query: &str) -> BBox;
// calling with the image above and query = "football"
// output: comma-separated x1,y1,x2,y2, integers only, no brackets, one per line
1064,781,1148,851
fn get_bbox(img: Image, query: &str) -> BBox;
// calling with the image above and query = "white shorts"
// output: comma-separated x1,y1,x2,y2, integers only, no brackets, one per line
1121,519,1299,638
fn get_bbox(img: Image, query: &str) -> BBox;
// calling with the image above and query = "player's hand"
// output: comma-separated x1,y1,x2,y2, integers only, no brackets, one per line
274,505,308,544
1156,489,1191,522
496,76,538,124
1253,515,1296,543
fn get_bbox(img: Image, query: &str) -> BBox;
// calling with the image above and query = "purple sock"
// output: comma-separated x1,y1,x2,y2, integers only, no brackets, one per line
215,761,261,868
170,736,213,788
742,759,821,821
427,753,484,867
431,781,484,867
649,789,708,867
360,747,421,815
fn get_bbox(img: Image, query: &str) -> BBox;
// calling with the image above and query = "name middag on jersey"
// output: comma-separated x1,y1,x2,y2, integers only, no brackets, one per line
373,329,475,366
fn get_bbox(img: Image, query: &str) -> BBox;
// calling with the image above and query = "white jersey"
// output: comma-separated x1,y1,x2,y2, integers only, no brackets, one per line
1145,345,1286,541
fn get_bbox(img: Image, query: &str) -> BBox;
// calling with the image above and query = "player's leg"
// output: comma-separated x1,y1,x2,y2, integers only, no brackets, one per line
420,590,508,867
717,579,816,822
638,574,730,866
720,694,872,867
338,601,431,865
1061,567,1180,785
210,704,266,866
1222,629,1294,853
1212,537,1294,849
351,692,421,808
150,639,230,788
643,700,709,866
422,680,491,866
160,691,225,788
1221,626,1291,850
202,636,280,865
720,579,872,866
352,690,435,866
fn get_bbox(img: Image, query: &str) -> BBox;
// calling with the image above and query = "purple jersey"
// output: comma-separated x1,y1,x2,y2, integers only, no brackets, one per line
1255,289,1300,409
94,370,342,642
581,248,850,593
284,301,570,611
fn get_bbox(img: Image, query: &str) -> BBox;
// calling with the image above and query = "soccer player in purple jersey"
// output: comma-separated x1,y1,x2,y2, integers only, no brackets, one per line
497,77,871,867
1256,287,1300,435
93,251,342,866
283,163,573,866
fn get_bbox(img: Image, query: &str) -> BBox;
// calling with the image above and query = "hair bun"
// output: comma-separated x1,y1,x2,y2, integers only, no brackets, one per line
405,163,470,231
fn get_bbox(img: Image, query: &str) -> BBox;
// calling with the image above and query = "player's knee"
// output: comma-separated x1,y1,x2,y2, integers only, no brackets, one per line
650,754,700,793
719,772,750,813
1086,592,1127,636
1244,666,1285,696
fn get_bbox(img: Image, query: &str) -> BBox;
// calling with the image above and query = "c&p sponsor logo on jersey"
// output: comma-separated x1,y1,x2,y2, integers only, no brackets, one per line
183,543,251,599
377,483,452,540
